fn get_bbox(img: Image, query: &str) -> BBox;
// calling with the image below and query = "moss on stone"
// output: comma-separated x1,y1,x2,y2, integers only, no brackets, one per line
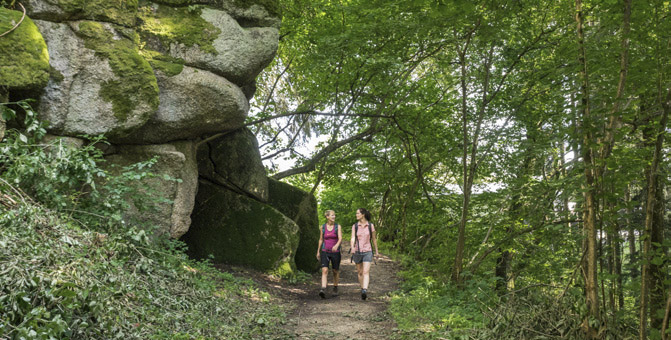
0,8,50,90
231,0,280,18
76,21,159,122
138,3,221,54
267,178,320,272
48,66,65,83
149,0,195,5
183,181,299,272
54,0,139,26
139,48,184,76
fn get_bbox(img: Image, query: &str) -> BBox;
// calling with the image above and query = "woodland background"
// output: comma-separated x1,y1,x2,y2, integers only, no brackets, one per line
1,0,670,339
252,0,671,338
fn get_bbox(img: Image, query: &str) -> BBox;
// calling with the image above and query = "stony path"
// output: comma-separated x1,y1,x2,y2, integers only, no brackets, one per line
284,243,400,339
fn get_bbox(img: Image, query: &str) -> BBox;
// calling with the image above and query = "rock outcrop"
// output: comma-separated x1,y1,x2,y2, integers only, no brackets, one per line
1,0,319,275
104,142,198,239
197,128,268,202
183,180,299,273
267,178,320,272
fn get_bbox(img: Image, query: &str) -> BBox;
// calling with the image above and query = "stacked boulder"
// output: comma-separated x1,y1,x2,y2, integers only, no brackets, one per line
0,0,319,274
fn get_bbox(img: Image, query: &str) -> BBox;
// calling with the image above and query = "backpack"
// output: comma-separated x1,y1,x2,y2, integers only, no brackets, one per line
321,223,340,252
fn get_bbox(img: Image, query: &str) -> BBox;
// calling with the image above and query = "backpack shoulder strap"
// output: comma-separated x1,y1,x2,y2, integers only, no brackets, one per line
321,223,326,250
354,223,360,252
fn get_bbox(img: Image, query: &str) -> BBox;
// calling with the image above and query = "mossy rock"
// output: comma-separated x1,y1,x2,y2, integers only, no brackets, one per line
104,141,198,238
267,178,320,272
137,3,221,55
138,4,279,87
24,0,138,26
115,65,248,144
197,128,268,202
229,0,280,18
148,0,281,22
182,180,299,273
74,21,159,128
139,48,184,76
0,8,50,90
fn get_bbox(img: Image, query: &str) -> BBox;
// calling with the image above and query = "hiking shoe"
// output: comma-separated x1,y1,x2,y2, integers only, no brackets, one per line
361,289,367,300
319,289,326,299
333,286,338,295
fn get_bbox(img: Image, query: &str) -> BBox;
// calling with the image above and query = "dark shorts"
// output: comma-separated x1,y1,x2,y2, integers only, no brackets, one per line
320,251,341,270
352,251,373,264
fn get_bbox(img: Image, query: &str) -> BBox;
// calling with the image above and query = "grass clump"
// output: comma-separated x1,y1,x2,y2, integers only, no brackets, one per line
0,101,291,339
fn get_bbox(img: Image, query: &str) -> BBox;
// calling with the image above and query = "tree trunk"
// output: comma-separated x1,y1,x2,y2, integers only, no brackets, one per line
625,185,638,279
650,177,666,330
575,0,601,336
638,91,671,340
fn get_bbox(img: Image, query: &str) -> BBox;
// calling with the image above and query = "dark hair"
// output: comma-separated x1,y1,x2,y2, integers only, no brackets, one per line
357,208,371,221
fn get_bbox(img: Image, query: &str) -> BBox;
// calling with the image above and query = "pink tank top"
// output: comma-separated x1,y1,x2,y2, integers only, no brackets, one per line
352,223,375,253
322,224,339,253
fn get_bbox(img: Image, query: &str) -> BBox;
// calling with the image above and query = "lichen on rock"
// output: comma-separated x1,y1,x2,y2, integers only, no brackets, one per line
74,21,159,124
0,8,50,90
137,3,221,55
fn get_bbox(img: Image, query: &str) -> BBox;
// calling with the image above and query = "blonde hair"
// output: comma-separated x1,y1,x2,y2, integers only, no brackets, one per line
324,209,335,217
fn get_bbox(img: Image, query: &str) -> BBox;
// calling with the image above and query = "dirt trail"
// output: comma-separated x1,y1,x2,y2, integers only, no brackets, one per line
282,243,400,339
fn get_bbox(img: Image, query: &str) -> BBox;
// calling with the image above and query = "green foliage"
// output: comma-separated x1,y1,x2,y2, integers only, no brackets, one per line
0,101,160,229
257,0,670,337
0,103,290,338
389,262,490,335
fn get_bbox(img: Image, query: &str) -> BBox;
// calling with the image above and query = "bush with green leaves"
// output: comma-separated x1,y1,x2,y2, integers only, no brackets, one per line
0,101,291,339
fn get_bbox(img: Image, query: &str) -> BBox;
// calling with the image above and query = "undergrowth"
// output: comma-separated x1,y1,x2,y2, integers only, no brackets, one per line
0,101,291,339
387,249,637,339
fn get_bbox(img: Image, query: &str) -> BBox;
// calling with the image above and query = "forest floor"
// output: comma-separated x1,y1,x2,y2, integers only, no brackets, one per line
244,243,401,339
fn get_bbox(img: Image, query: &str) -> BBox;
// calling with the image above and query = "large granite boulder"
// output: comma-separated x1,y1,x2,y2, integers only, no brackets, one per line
5,0,286,254
197,128,268,202
267,178,320,272
34,20,158,140
119,65,248,144
104,141,198,238
0,7,50,91
182,180,299,274
137,4,279,89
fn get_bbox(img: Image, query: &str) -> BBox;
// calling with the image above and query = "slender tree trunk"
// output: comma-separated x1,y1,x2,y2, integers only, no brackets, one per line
452,32,475,283
626,185,638,279
650,177,666,330
575,0,601,336
379,186,392,242
639,91,671,340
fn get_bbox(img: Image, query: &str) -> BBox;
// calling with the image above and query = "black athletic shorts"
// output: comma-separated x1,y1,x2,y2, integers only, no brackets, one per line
320,251,341,270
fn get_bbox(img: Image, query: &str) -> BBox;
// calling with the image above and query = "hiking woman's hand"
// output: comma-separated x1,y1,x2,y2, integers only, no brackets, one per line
316,252,320,260
331,245,338,252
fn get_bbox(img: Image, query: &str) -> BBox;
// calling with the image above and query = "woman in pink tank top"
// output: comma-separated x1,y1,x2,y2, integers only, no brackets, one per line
316,210,342,298
350,208,379,300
